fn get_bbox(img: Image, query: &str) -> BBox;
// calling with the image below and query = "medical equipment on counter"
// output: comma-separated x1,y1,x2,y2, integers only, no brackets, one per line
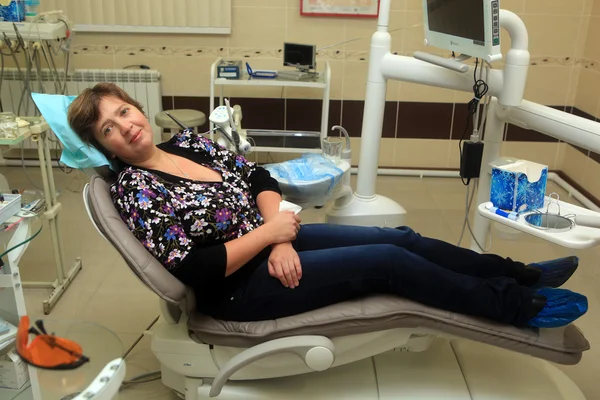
217,60,242,79
423,0,501,63
82,174,589,400
245,62,277,79
283,42,316,73
0,10,72,124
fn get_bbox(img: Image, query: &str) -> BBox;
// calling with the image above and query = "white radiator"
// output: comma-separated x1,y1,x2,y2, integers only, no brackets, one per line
0,68,163,150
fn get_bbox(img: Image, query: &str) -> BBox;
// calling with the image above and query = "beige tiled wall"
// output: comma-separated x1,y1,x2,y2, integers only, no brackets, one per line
562,0,600,195
576,0,600,116
70,0,588,104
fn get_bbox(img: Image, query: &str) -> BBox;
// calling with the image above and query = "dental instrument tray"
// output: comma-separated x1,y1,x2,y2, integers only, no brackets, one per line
0,194,20,226
478,195,600,249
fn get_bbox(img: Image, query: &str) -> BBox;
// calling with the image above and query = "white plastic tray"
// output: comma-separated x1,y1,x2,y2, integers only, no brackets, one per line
478,196,600,249
0,194,21,226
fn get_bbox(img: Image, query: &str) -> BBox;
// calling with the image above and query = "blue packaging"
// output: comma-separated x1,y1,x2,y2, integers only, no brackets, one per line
490,158,548,213
0,1,25,22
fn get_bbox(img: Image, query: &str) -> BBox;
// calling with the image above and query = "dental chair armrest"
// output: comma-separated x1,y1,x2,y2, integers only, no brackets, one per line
73,358,126,400
209,335,335,397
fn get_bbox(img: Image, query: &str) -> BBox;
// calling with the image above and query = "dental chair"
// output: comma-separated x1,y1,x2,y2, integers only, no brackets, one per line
84,172,590,400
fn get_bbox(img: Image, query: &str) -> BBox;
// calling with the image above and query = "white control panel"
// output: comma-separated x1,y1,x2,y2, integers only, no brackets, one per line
0,21,68,40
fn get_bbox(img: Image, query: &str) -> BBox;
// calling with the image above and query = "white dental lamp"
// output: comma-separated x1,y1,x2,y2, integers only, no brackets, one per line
326,0,600,254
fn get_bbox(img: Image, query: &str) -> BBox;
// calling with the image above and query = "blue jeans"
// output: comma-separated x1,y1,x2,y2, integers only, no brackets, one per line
208,224,537,325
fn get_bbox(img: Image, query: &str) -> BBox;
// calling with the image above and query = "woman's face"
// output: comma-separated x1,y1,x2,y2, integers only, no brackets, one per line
93,96,154,163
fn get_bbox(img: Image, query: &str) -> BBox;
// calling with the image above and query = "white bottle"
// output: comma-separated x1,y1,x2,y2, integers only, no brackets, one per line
24,0,39,21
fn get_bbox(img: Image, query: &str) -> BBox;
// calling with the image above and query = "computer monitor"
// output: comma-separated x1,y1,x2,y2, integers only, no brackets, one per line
283,43,317,72
423,0,502,63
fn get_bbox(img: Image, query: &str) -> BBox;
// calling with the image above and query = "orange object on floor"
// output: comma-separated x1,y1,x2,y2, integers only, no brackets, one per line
16,315,89,370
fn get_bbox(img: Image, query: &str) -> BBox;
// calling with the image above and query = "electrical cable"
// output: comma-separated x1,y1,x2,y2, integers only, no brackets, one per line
117,315,161,391
41,43,60,93
466,179,492,253
119,371,161,390
458,58,489,186
477,62,492,140
317,23,424,51
0,217,42,259
45,41,62,93
0,52,4,112
457,179,492,251
122,315,160,359
457,179,477,246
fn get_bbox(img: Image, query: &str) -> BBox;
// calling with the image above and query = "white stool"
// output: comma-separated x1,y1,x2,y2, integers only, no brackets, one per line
155,109,206,139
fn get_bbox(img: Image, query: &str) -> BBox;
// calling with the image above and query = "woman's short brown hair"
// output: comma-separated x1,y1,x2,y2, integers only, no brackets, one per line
67,82,145,156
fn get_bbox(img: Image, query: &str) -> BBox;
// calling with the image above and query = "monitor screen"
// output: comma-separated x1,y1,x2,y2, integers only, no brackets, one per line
427,0,485,45
283,43,316,68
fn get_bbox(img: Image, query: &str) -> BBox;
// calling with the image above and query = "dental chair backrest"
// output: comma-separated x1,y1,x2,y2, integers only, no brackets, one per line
84,173,196,315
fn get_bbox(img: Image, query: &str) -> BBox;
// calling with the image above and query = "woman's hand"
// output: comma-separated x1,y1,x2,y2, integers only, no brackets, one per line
263,211,301,245
268,243,302,288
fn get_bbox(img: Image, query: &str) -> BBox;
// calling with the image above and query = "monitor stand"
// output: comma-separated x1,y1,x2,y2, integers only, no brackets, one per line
277,70,310,80
412,51,470,73
277,66,314,80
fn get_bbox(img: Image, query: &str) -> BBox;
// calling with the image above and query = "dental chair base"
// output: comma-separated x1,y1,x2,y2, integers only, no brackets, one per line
150,321,584,400
326,192,408,227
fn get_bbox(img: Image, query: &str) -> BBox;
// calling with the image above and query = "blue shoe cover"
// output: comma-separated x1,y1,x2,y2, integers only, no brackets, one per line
527,288,588,328
530,256,579,289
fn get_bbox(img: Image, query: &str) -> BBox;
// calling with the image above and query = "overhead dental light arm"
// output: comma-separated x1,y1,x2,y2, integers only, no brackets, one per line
379,10,529,107
355,1,530,202
329,0,600,231
504,101,600,154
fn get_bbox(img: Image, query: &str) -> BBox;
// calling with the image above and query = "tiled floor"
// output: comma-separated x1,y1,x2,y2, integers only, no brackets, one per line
3,166,599,399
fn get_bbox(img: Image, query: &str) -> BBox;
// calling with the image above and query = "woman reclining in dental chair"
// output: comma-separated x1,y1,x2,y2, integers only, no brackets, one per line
68,82,587,329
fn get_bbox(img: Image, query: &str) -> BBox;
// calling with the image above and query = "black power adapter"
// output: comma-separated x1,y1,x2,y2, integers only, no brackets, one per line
460,141,484,179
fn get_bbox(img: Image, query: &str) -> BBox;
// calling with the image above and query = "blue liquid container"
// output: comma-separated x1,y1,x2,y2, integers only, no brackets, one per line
0,1,25,22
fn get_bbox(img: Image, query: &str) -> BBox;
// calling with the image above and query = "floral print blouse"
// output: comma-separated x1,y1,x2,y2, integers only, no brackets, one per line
110,129,281,295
